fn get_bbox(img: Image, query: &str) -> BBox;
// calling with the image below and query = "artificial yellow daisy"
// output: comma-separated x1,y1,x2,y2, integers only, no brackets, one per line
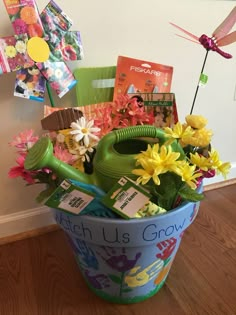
163,122,195,146
208,149,222,168
217,162,231,179
158,145,181,173
175,162,202,189
132,158,158,185
134,143,160,162
164,122,183,139
185,114,208,129
190,152,211,171
184,128,213,147
133,144,183,186
208,149,231,178
164,122,193,139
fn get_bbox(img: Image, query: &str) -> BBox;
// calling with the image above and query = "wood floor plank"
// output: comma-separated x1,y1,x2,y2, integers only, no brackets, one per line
168,250,235,315
179,226,236,312
0,184,235,315
0,240,37,315
202,189,236,229
191,203,236,250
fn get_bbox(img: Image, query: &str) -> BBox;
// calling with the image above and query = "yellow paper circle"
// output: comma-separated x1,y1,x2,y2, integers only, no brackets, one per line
27,37,50,63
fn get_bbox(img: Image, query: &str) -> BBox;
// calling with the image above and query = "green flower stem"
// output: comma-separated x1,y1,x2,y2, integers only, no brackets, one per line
119,271,126,297
46,81,55,107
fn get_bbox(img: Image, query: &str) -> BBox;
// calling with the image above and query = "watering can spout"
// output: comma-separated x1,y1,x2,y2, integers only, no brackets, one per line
24,137,94,185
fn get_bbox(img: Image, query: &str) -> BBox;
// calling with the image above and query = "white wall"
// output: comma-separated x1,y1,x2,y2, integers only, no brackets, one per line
0,0,235,234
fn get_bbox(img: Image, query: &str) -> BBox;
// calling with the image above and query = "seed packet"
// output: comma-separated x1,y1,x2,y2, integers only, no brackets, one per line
37,60,77,98
128,92,178,128
53,31,84,61
3,0,44,38
40,0,73,50
0,34,34,74
113,56,173,100
14,66,46,102
102,176,151,219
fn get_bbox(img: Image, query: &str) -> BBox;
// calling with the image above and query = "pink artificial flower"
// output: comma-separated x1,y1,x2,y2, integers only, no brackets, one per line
9,129,39,152
201,169,216,178
120,96,154,127
53,145,75,165
8,155,36,184
93,94,154,135
93,105,115,136
113,94,131,112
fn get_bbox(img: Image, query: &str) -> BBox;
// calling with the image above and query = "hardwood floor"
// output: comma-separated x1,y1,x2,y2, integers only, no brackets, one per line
0,184,236,315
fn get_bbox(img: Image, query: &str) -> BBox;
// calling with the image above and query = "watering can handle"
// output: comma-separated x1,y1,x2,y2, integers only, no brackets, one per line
113,125,166,143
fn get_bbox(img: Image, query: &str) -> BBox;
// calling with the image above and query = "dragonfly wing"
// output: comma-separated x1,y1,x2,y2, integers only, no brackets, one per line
213,6,236,40
170,22,199,41
217,30,236,47
175,34,200,45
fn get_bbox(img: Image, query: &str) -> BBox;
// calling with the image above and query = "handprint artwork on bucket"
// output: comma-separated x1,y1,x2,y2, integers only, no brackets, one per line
52,196,200,304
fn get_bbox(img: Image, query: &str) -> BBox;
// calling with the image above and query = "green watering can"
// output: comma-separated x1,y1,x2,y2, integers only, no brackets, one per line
24,125,184,192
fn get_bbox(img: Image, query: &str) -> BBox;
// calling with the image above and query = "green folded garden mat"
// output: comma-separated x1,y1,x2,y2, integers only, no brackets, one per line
74,66,116,106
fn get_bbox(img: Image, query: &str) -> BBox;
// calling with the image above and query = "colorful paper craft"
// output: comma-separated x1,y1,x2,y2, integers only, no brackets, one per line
1,0,83,102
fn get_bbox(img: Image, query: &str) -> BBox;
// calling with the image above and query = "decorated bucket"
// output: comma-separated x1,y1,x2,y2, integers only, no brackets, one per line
51,198,200,304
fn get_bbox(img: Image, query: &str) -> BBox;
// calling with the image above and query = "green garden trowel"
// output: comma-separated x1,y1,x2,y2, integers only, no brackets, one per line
24,125,184,192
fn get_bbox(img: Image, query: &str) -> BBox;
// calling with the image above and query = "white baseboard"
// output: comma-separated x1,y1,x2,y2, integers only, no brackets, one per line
0,206,55,238
0,162,235,239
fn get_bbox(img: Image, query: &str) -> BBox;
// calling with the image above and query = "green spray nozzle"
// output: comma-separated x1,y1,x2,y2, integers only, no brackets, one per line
24,126,185,192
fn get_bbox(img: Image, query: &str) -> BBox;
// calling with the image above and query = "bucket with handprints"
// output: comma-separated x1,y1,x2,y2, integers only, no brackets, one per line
24,125,201,303
52,198,200,304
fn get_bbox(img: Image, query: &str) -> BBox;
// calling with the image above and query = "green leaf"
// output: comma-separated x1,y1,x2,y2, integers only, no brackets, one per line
108,274,122,284
36,186,56,203
179,185,204,202
152,173,183,210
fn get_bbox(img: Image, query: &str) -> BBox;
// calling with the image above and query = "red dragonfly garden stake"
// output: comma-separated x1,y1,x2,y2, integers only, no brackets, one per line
170,6,236,114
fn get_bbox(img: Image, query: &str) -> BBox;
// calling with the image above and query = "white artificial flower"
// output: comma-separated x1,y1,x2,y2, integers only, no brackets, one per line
70,117,100,147
70,145,94,162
